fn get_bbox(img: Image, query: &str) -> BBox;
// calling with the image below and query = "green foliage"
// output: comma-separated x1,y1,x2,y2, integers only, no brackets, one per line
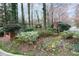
60,30,79,40
60,31,79,44
48,28,58,33
60,31,73,39
0,40,24,55
72,43,79,52
41,37,61,55
16,31,39,43
47,28,54,31
11,3,18,23
38,29,54,37
23,27,34,32
37,27,55,37
4,24,21,32
73,32,79,39
0,27,4,32
58,22,71,32
0,27,4,36
0,41,12,52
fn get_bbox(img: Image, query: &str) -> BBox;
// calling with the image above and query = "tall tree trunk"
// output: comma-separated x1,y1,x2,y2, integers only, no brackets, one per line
28,3,30,27
21,3,25,26
7,3,12,23
51,4,54,25
11,3,18,23
36,10,40,24
31,4,33,27
3,3,7,24
43,3,46,29
47,11,50,27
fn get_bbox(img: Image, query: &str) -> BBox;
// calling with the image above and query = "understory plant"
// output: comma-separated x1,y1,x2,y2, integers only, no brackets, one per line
0,27,4,36
60,31,73,39
38,28,54,37
16,31,39,44
73,32,79,39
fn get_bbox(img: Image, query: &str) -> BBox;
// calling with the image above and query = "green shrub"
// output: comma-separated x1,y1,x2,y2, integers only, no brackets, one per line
0,27,4,36
47,28,54,32
4,24,21,32
73,32,79,39
72,43,79,52
21,27,34,32
60,31,73,39
16,31,39,43
38,29,54,37
58,22,71,32
24,28,34,32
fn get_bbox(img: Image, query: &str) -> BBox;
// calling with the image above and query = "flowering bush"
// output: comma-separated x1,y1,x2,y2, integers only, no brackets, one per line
16,31,39,43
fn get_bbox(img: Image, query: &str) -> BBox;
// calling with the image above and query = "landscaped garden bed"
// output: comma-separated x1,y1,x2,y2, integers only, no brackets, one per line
0,29,79,56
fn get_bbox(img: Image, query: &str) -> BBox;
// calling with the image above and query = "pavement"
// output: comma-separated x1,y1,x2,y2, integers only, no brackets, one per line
0,49,12,56
0,49,23,56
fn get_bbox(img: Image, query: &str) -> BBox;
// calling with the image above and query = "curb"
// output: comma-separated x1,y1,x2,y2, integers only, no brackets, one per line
0,49,23,56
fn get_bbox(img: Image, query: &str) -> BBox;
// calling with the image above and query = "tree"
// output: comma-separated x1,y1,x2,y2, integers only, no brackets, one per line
21,3,25,26
31,4,33,27
46,8,50,27
36,10,40,24
11,3,18,23
28,3,31,26
50,4,54,24
0,3,5,26
43,3,46,29
0,3,11,25
6,3,12,23
3,3,7,24
75,4,79,27
46,4,50,27
57,4,69,23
